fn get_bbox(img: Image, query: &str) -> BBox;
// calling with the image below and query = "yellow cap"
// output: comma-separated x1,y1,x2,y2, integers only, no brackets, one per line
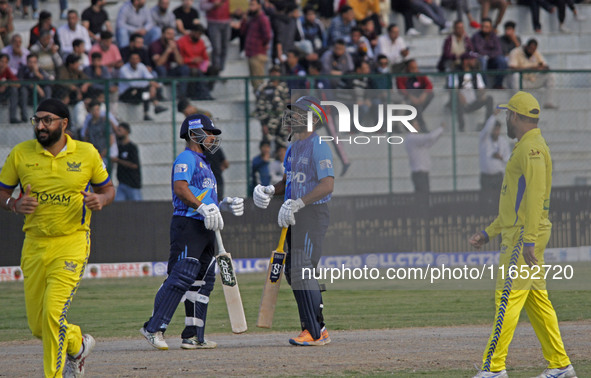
497,91,541,119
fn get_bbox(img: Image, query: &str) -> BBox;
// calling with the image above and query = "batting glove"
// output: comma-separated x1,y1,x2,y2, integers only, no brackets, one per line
219,197,244,216
197,203,224,231
278,198,305,228
253,184,275,209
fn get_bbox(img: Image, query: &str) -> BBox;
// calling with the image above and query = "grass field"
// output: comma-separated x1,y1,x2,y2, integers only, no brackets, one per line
1,273,590,376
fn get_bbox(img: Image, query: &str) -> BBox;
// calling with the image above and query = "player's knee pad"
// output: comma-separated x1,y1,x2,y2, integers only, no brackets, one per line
182,259,215,341
168,257,201,293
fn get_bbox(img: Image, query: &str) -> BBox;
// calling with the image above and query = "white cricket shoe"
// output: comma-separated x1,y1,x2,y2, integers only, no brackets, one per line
181,337,217,349
532,364,577,378
418,13,434,25
407,28,421,36
140,327,169,350
473,370,508,378
63,334,96,377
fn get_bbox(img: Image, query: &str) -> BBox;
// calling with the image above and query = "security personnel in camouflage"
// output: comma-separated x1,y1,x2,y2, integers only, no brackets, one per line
254,65,290,148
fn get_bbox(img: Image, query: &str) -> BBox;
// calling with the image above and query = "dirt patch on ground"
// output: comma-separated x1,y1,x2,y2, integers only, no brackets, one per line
2,321,590,377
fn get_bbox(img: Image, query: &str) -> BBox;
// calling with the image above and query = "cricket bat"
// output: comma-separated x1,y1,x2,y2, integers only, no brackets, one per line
256,227,288,328
215,229,248,334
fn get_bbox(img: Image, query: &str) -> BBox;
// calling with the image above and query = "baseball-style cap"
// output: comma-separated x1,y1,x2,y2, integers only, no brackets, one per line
179,114,221,139
497,91,541,119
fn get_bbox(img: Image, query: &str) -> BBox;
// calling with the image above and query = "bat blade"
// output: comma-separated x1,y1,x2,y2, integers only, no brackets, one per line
257,228,288,328
215,231,247,334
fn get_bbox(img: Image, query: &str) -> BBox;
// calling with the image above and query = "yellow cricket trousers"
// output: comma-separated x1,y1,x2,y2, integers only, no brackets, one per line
481,225,571,372
21,231,90,378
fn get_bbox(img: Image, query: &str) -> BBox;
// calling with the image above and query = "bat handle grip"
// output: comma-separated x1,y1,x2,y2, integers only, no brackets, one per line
277,227,288,253
215,230,227,254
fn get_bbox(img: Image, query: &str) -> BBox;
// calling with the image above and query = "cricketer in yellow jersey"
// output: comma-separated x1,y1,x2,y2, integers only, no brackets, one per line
469,92,577,378
0,99,115,378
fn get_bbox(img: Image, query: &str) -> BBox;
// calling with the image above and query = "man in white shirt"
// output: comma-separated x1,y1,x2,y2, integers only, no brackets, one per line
1,34,28,74
447,52,493,132
118,52,167,120
376,23,409,72
404,121,445,193
479,111,510,199
58,10,92,58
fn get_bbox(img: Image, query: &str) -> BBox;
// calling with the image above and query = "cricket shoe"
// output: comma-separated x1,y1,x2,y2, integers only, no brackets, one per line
181,337,217,349
63,334,96,377
472,370,508,378
531,364,577,378
140,327,169,350
289,327,330,346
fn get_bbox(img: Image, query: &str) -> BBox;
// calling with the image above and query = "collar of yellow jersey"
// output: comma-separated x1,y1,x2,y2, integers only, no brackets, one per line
516,128,541,145
36,134,78,156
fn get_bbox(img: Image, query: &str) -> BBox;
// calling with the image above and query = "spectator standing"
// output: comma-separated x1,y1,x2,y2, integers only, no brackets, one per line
29,11,59,48
240,0,272,90
376,23,409,72
251,140,272,192
116,0,159,48
271,2,299,64
89,31,123,74
177,24,213,100
404,121,445,193
82,0,113,43
118,52,168,120
479,111,510,199
57,10,92,57
499,20,521,58
83,100,116,161
149,26,190,99
1,34,28,74
113,122,142,201
447,52,494,132
0,0,14,48
396,59,433,131
471,18,507,88
327,5,356,46
174,0,200,36
18,53,52,114
29,30,62,77
508,39,557,109
254,65,290,148
201,0,231,72
0,53,21,123
437,20,473,72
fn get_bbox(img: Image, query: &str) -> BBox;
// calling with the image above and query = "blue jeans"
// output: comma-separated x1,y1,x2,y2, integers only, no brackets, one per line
116,27,161,48
115,183,142,201
207,21,231,71
154,64,190,99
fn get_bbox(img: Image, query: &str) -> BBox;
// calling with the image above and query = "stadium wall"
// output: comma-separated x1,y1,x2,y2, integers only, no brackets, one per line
1,187,590,266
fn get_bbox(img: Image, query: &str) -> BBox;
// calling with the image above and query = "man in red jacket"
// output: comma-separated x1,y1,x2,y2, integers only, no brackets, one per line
240,0,271,90
396,59,434,131
177,24,213,100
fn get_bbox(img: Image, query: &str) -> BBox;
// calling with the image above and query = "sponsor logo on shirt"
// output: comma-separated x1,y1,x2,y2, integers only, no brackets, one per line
67,161,82,172
202,177,215,188
64,261,78,272
33,191,72,206
25,163,42,170
174,163,188,173
319,159,333,170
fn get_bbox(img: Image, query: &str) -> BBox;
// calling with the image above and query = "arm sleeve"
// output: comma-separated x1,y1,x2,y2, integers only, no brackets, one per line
313,142,335,180
90,147,111,186
484,216,502,241
173,152,196,183
521,147,547,245
0,149,19,189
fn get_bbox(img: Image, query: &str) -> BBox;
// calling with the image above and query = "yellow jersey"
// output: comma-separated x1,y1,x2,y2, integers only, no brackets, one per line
0,135,110,237
484,128,552,246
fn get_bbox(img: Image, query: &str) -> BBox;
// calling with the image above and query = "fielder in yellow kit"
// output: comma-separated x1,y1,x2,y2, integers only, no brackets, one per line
0,99,115,378
469,92,576,378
